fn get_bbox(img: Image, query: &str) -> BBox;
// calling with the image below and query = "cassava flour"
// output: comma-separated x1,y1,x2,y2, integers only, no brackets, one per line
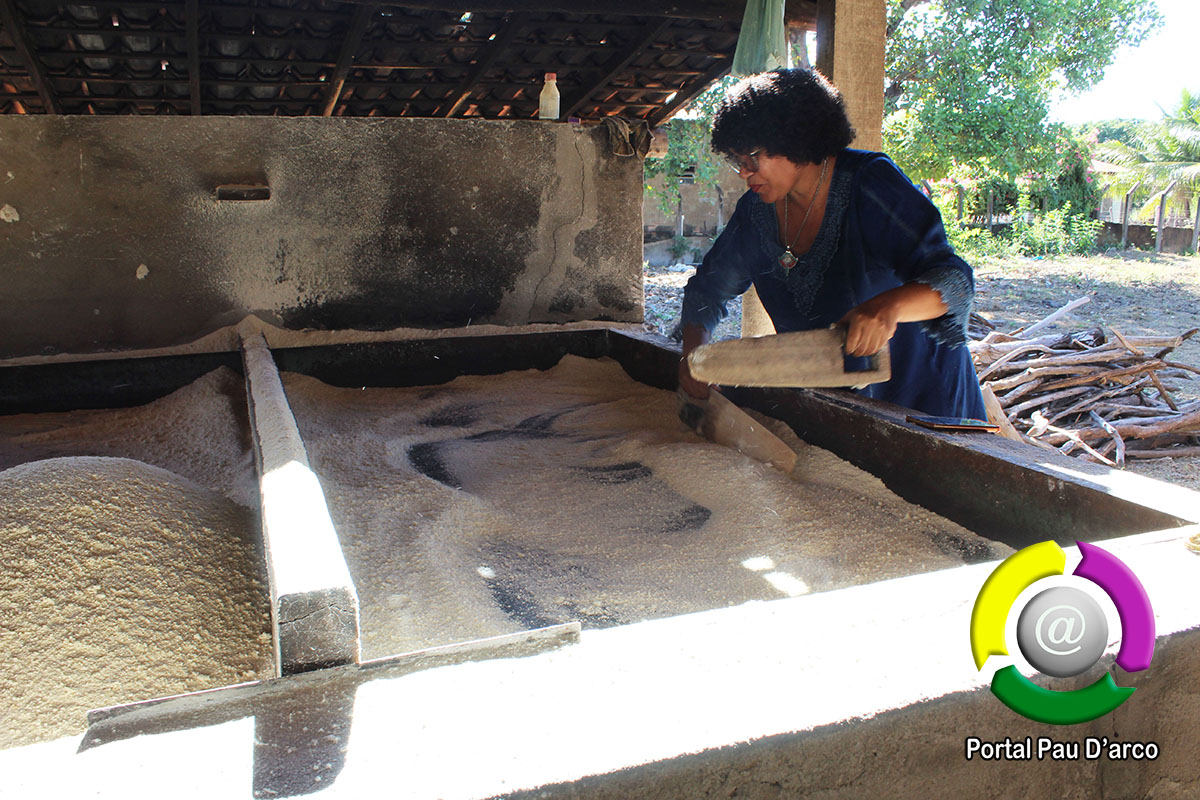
0,457,271,750
281,355,1012,660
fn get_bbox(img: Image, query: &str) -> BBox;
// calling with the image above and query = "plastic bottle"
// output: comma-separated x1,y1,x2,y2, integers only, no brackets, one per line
539,72,560,120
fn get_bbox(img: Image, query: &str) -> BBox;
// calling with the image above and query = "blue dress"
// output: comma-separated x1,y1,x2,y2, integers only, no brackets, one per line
682,148,986,419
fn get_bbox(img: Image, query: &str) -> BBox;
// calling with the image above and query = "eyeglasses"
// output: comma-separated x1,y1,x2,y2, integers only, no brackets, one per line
725,149,764,176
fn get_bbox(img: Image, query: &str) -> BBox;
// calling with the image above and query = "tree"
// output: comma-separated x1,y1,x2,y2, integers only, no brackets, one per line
1086,118,1149,147
883,0,1161,183
643,77,739,231
1095,89,1200,214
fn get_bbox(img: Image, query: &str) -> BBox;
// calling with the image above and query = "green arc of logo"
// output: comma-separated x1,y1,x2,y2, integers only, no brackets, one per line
991,666,1135,725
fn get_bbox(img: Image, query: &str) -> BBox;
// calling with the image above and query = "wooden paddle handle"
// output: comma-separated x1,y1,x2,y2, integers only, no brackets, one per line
687,325,891,388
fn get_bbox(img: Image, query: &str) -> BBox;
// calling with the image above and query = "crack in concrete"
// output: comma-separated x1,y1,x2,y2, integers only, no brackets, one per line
281,600,356,628
530,131,588,315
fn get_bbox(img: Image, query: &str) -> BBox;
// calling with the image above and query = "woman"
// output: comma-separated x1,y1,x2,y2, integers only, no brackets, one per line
678,68,986,419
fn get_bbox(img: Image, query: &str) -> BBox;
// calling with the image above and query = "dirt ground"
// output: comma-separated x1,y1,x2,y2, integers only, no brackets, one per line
644,251,1200,492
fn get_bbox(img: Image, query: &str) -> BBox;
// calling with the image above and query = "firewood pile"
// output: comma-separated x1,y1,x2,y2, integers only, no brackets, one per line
969,297,1200,466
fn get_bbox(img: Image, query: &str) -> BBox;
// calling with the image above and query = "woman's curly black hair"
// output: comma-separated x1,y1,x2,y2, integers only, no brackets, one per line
711,69,855,165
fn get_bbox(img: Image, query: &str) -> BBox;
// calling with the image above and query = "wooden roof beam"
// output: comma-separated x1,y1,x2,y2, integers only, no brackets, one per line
442,11,527,117
561,17,669,121
321,4,376,116
647,56,729,126
186,0,200,114
337,0,815,26
0,0,59,113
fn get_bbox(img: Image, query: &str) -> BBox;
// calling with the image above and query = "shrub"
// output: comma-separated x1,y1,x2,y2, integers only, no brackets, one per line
668,235,690,262
1011,195,1103,256
945,221,1012,261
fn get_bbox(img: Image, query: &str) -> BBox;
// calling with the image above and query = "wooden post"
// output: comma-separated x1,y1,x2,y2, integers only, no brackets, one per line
1122,180,1142,250
1156,181,1178,254
1192,193,1199,254
987,189,994,231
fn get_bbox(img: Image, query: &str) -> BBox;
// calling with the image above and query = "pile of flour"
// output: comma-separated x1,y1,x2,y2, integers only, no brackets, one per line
0,367,257,507
0,457,271,750
0,367,268,749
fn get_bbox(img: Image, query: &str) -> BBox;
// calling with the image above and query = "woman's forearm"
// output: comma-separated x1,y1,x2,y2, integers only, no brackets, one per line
840,283,949,356
869,283,949,322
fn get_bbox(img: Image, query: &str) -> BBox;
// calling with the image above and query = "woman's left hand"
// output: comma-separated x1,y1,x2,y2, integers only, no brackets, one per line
838,296,900,356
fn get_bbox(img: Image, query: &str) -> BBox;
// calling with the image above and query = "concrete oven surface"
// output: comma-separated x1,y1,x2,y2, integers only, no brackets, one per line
0,526,1196,799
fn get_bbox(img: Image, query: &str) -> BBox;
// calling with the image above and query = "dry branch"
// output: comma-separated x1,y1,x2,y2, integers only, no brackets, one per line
971,302,1200,466
1011,296,1090,339
1089,411,1125,467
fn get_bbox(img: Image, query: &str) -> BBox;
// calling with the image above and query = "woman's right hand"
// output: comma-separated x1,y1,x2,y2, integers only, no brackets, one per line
678,357,711,401
678,323,713,401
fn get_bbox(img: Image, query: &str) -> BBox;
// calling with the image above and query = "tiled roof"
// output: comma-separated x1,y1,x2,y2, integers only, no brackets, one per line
0,1,813,121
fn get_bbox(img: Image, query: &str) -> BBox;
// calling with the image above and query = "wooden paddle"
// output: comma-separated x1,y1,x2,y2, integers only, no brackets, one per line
687,325,891,388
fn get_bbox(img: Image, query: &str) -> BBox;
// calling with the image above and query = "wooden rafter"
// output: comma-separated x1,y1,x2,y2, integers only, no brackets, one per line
442,12,527,118
336,0,816,26
338,0,743,21
186,0,200,115
321,3,375,117
647,57,729,126
562,18,669,121
0,0,58,113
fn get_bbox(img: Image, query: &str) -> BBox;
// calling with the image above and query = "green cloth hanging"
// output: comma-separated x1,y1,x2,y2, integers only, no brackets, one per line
730,0,788,76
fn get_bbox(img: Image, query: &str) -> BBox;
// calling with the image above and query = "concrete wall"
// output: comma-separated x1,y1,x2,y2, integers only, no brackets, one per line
0,117,643,359
641,168,747,237
1098,221,1196,254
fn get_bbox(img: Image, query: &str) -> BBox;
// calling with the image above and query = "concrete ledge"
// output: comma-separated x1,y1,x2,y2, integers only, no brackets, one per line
726,381,1200,548
4,526,1197,798
240,331,361,674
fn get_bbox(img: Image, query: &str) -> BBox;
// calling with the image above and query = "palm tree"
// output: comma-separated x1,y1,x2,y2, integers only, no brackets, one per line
1095,89,1200,220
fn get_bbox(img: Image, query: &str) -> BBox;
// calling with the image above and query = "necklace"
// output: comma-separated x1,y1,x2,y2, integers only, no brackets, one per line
779,157,829,269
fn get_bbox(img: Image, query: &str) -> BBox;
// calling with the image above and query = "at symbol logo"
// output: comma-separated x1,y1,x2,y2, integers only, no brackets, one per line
970,541,1155,725
1035,605,1085,656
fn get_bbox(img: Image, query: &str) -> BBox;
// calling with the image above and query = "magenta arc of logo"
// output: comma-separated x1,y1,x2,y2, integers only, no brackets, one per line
1074,541,1154,672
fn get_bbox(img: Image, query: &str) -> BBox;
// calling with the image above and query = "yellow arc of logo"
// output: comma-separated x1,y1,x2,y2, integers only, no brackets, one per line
970,540,1066,669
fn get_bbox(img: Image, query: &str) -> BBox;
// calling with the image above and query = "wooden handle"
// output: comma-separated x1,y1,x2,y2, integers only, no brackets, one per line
687,326,891,388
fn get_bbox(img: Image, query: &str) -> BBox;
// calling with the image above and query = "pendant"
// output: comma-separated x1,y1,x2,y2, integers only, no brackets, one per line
779,249,797,269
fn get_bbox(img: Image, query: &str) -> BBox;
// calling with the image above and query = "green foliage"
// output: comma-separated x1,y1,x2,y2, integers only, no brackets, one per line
643,77,739,217
1025,133,1103,214
1095,89,1200,216
668,235,691,261
944,221,1012,260
1086,118,1150,146
883,0,1161,183
1011,196,1104,256
927,128,1102,228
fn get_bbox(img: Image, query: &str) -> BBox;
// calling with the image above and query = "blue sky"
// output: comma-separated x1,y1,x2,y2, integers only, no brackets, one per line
1049,0,1194,124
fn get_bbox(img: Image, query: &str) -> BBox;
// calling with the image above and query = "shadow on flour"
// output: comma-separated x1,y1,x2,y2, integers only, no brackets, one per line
406,414,716,630
928,529,1007,564
481,540,623,630
407,410,574,489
